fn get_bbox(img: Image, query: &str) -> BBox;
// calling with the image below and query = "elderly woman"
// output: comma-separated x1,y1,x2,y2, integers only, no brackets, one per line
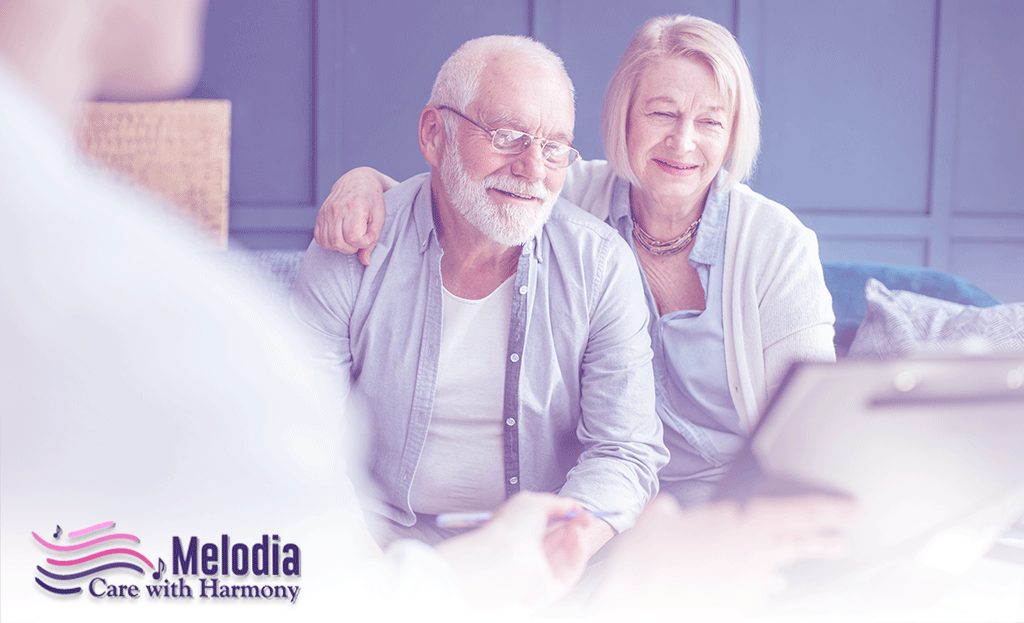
314,15,835,505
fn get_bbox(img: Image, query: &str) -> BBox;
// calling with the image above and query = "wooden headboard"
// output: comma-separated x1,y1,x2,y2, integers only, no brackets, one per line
76,100,231,248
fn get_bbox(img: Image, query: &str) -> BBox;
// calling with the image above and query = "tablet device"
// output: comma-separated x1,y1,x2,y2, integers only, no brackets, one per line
713,355,1024,609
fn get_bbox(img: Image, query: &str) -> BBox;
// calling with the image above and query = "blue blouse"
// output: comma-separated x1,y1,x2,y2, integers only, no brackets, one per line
607,171,746,506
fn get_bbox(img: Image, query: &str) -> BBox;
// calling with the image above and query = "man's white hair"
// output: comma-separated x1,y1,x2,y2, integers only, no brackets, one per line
427,35,575,137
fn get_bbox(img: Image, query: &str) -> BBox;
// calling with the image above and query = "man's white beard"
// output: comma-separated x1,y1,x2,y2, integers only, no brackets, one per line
440,141,557,247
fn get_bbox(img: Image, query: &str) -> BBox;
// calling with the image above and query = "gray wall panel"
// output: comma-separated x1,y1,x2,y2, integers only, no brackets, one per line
818,238,928,267
325,0,529,190
750,0,936,213
192,0,314,206
950,240,1024,303
948,0,1024,216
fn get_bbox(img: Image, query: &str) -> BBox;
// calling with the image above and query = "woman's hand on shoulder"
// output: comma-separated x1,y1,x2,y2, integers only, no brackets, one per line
314,167,397,265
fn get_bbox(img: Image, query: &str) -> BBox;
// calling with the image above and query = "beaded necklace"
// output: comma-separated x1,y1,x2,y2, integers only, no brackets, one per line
630,205,701,256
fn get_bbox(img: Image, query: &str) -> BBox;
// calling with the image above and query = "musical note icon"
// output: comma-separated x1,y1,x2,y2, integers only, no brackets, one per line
53,525,62,540
152,557,166,580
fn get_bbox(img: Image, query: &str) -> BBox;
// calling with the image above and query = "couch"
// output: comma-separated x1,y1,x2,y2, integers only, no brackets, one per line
821,262,1003,356
236,249,1018,358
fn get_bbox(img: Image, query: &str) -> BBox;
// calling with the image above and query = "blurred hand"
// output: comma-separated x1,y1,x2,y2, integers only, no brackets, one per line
592,494,856,617
435,492,590,613
313,167,394,264
544,504,615,564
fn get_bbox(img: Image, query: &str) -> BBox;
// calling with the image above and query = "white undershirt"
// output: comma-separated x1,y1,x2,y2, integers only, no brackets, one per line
409,277,513,515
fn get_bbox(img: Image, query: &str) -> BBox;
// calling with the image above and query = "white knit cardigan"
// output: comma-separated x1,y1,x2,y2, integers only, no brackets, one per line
562,160,836,432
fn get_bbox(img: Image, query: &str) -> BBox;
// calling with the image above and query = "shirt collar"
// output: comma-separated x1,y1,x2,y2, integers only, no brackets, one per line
689,168,729,266
609,168,730,267
411,174,436,253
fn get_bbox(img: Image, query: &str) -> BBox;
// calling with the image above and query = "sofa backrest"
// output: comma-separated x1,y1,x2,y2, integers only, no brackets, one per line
822,261,1002,356
232,252,1006,359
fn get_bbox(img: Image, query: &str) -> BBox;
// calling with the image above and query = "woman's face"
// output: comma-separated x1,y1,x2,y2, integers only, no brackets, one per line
626,57,731,212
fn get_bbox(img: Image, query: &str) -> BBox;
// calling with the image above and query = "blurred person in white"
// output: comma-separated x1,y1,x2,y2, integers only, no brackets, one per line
0,1,852,620
313,14,836,508
0,1,591,619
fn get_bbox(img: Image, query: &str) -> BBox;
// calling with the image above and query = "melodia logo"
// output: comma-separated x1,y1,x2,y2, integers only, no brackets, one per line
33,520,155,596
32,520,304,605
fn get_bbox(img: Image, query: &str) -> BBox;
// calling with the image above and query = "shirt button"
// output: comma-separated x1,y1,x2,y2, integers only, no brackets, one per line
509,476,518,485
509,353,520,363
505,418,515,426
518,285,528,295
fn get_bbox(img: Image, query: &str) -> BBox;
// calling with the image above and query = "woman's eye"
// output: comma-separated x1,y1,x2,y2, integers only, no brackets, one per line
702,119,723,127
649,111,674,118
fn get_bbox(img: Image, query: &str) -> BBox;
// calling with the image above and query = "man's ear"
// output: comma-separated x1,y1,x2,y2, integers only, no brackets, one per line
420,106,445,167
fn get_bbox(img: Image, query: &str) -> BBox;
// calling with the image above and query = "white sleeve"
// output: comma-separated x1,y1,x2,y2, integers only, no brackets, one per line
560,159,618,221
759,224,837,400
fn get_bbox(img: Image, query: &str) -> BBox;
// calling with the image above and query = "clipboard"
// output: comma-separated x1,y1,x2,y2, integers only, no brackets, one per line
713,355,1024,609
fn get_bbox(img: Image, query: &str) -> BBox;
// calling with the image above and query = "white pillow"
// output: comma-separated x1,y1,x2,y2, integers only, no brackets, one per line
848,279,1024,358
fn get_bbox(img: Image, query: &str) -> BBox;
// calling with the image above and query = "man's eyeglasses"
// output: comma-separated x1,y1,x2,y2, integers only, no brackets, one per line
437,105,580,168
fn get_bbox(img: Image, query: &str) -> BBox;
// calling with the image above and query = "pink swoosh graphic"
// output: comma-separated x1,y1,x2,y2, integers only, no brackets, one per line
33,531,139,552
69,521,114,538
47,548,154,569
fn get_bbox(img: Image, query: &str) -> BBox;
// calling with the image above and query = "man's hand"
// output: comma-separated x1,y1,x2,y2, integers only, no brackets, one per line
435,492,590,613
592,494,856,617
313,167,395,265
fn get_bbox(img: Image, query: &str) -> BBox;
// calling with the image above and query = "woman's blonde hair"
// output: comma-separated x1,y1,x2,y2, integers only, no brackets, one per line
601,15,760,191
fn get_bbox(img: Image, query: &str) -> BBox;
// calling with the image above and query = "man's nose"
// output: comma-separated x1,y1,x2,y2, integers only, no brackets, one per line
510,140,547,182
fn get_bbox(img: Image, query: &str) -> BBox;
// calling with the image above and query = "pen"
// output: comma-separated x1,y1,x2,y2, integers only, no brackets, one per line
435,509,621,529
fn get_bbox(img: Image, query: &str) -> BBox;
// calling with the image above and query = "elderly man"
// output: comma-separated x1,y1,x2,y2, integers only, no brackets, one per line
291,35,668,557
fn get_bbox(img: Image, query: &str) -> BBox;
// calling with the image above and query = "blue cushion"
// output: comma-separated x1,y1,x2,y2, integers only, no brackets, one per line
822,261,1001,356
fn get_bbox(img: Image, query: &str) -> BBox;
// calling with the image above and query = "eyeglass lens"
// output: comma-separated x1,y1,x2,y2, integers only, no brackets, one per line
492,130,577,166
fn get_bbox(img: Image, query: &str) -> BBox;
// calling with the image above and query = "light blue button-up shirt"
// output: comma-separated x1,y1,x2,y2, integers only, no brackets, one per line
291,173,668,532
606,171,744,506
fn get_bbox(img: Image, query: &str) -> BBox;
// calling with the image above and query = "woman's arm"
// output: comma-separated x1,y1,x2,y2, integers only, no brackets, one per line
559,158,616,221
724,186,837,430
759,224,837,399
313,167,398,264
313,159,618,263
